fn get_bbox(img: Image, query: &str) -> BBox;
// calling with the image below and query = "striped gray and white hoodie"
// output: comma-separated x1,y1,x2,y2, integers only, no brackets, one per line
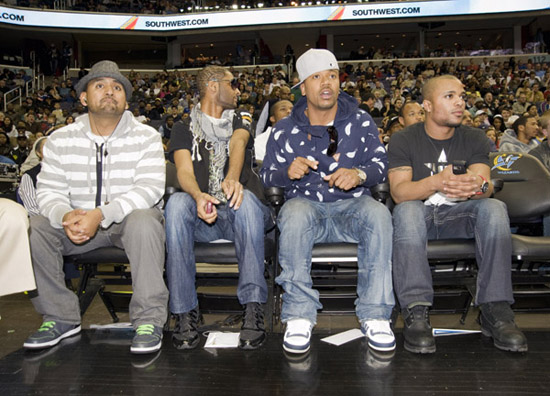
37,110,166,229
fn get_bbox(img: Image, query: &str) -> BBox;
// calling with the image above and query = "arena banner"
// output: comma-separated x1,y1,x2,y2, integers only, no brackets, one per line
0,1,549,32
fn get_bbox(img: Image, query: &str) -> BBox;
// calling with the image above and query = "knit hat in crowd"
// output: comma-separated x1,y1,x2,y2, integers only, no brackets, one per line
75,60,133,100
292,49,340,89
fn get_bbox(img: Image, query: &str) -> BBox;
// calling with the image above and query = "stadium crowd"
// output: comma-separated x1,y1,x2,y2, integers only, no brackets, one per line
2,54,550,169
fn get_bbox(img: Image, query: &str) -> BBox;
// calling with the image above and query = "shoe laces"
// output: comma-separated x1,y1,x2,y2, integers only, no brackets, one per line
243,303,264,330
136,324,155,335
38,321,56,332
175,309,200,333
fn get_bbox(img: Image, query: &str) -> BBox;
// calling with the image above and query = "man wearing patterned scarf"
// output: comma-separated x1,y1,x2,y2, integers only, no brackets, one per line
166,66,271,351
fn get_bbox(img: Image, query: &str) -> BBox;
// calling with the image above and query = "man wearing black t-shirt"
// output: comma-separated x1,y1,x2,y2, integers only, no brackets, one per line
387,75,527,354
165,66,272,351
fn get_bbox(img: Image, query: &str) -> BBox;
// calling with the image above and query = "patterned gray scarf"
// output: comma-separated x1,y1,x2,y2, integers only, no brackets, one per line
190,104,234,202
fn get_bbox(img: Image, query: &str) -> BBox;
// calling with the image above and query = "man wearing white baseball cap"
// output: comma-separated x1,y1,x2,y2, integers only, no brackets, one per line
261,48,395,354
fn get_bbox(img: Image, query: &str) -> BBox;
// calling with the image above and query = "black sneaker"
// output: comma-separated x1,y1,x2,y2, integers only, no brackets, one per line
479,302,528,352
172,307,203,350
130,324,163,354
402,305,436,354
239,302,266,350
23,321,81,350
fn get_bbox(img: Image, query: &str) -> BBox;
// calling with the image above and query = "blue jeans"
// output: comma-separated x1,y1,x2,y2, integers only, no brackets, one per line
276,196,395,325
165,190,272,314
392,199,514,309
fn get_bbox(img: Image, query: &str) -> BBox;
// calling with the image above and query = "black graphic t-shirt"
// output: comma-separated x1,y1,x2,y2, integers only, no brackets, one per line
388,123,490,182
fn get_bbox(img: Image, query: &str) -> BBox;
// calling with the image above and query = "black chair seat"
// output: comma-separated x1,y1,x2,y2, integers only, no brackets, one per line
67,246,129,264
512,234,550,259
309,239,476,264
195,238,276,264
427,239,476,260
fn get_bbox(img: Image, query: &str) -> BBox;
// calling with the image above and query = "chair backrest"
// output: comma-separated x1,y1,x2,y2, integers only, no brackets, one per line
490,152,550,222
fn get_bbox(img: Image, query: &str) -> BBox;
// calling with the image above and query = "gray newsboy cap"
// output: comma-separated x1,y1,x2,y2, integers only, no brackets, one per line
75,60,133,100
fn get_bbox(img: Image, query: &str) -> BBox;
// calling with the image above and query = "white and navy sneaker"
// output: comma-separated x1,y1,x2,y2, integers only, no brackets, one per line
283,319,313,354
361,320,396,352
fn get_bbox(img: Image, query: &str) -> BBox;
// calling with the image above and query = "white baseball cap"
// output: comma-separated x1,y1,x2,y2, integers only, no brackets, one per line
292,48,340,89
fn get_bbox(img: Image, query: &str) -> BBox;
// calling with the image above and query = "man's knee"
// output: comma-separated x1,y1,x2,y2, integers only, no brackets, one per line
392,201,427,238
278,198,317,231
165,192,196,222
125,209,164,235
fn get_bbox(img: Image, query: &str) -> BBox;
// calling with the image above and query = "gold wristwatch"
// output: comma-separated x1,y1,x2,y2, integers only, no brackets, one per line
353,168,367,185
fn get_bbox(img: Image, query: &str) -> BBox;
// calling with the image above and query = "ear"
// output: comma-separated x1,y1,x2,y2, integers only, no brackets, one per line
398,116,405,127
79,92,87,106
422,99,432,113
269,115,275,124
300,83,306,97
125,102,129,110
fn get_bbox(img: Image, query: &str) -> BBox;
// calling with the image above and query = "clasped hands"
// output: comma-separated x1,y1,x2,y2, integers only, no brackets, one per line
62,208,103,244
438,165,481,199
287,156,361,191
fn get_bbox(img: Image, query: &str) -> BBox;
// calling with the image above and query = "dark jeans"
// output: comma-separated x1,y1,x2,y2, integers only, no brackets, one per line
392,199,514,308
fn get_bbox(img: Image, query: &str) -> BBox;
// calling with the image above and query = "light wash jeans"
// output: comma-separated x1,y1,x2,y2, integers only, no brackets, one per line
392,199,514,309
29,209,168,329
276,196,395,325
165,190,272,314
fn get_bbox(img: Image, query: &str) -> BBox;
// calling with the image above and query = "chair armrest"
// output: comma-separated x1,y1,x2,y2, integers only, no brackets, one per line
265,186,285,208
491,178,503,194
370,182,390,203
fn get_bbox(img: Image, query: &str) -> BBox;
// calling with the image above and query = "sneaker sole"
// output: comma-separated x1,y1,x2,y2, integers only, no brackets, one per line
130,342,162,355
368,339,396,352
404,340,436,354
23,325,82,350
283,341,310,354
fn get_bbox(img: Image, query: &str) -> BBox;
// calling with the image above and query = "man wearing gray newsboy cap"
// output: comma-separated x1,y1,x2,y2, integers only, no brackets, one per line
25,60,169,355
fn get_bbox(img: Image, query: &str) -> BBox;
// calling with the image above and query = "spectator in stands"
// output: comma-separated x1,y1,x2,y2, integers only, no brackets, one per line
142,102,161,122
492,114,505,133
19,137,47,216
10,135,30,166
0,199,36,298
528,113,550,170
499,115,540,152
261,49,395,355
165,65,270,351
388,75,527,354
23,60,168,355
158,115,175,145
359,92,381,117
512,93,530,115
254,99,293,164
398,101,425,128
0,132,11,157
1,116,16,135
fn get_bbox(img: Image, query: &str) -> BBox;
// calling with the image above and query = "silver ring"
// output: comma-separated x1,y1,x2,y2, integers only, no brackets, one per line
240,191,243,194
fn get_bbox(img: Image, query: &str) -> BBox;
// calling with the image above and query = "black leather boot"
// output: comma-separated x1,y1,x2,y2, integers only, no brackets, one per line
402,305,436,354
479,302,528,352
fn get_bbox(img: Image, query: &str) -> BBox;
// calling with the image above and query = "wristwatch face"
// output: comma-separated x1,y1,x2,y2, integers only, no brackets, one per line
481,181,489,193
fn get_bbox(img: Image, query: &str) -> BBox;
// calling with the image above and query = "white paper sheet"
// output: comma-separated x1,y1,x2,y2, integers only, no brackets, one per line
204,331,240,348
321,329,364,346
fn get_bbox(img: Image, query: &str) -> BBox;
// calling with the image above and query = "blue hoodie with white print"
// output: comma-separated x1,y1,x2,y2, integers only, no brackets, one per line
260,91,387,202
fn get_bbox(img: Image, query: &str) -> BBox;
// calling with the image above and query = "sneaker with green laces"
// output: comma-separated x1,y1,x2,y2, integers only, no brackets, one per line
23,321,81,350
131,324,163,354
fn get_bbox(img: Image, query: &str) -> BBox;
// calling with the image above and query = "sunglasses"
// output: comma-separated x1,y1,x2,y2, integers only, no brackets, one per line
211,78,239,90
327,126,338,157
